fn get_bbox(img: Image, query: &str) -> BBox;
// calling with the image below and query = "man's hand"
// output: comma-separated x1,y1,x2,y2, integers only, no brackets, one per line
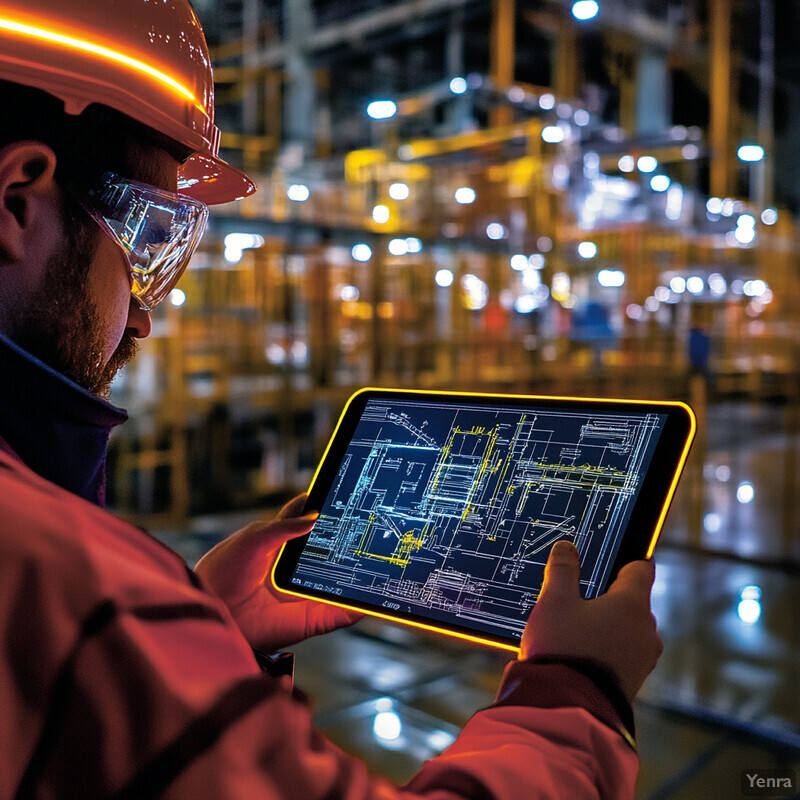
520,540,663,703
194,494,362,652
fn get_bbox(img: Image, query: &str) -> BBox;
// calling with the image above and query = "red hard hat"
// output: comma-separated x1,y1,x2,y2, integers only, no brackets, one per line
0,0,255,204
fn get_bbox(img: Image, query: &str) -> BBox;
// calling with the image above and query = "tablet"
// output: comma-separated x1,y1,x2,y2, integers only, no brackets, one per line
273,388,695,652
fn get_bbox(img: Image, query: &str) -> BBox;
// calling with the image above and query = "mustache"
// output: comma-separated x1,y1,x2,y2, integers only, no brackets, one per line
91,334,140,398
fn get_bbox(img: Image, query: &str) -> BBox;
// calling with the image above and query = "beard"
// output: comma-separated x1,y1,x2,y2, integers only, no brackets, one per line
7,207,139,399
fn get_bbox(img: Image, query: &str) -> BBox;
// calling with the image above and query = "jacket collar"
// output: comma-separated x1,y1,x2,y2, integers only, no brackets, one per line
0,335,128,506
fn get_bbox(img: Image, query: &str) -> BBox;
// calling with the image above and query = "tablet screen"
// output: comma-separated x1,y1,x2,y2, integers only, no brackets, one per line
275,391,691,647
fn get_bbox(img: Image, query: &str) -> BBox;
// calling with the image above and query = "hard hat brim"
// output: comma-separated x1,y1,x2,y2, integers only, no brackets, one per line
179,152,257,205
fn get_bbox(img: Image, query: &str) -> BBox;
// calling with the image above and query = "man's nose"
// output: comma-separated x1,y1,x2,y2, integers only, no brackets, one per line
126,297,152,339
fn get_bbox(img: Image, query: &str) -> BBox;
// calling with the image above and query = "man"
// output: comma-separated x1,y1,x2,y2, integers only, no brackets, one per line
0,1,663,797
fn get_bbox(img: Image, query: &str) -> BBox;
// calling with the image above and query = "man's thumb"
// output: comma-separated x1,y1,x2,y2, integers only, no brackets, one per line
539,540,582,603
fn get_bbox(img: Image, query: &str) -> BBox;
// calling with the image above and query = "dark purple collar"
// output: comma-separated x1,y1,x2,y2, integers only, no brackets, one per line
0,335,128,506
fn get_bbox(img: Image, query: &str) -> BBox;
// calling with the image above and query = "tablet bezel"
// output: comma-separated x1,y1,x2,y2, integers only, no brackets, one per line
272,387,695,651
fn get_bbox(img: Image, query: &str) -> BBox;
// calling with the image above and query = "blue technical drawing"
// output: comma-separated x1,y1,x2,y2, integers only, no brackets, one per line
290,398,667,641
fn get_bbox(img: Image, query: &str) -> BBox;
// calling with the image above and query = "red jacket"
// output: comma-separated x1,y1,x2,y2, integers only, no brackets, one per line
0,450,639,799
0,335,640,798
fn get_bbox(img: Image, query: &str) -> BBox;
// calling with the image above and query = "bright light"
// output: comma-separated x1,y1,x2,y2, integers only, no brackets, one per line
597,269,625,287
737,588,762,624
703,512,722,533
552,272,571,299
449,76,468,94
427,730,456,751
738,214,756,229
654,286,671,302
486,222,507,240
572,0,599,20
618,155,635,173
542,125,565,143
650,174,670,192
0,15,199,105
389,182,409,200
637,156,658,173
539,93,555,110
287,183,310,202
521,268,541,290
367,100,397,120
169,288,186,307
340,284,360,301
686,276,704,295
761,207,778,225
743,279,768,297
682,143,700,160
435,268,454,287
741,585,762,601
405,237,423,253
737,598,762,624
665,184,684,221
461,273,488,310
736,481,755,503
510,254,528,271
372,204,390,224
388,238,408,256
737,144,765,162
515,294,537,313
626,303,643,320
528,253,545,269
574,109,591,126
669,276,687,294
266,344,286,364
708,273,727,296
224,232,264,263
577,240,598,259
351,243,372,262
290,341,308,365
373,710,402,741
707,197,723,215
224,232,263,251
734,226,756,245
454,186,476,204
551,163,570,188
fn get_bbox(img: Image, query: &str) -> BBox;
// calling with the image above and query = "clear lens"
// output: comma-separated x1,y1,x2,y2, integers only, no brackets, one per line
83,173,209,310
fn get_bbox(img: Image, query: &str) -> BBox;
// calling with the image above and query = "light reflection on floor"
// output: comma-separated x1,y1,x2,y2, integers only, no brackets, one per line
152,398,800,799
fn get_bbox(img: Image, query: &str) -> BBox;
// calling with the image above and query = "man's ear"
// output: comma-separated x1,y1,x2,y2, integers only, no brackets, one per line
0,141,59,263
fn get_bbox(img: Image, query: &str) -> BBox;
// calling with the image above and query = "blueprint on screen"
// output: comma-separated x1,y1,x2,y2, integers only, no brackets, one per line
291,398,665,640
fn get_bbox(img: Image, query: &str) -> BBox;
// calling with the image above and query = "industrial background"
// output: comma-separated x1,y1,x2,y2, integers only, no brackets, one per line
106,2,800,798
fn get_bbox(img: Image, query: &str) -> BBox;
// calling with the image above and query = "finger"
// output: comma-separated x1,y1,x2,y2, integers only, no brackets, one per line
605,559,656,601
306,604,364,635
539,540,582,604
263,512,319,546
276,493,310,520
236,510,318,550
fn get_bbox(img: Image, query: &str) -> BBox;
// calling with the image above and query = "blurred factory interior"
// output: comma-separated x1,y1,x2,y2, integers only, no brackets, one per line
109,1,800,797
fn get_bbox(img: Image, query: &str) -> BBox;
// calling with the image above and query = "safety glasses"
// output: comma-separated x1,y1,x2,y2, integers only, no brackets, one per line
79,171,209,311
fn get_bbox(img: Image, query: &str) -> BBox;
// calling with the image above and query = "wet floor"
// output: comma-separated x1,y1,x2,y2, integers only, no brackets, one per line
152,397,800,799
